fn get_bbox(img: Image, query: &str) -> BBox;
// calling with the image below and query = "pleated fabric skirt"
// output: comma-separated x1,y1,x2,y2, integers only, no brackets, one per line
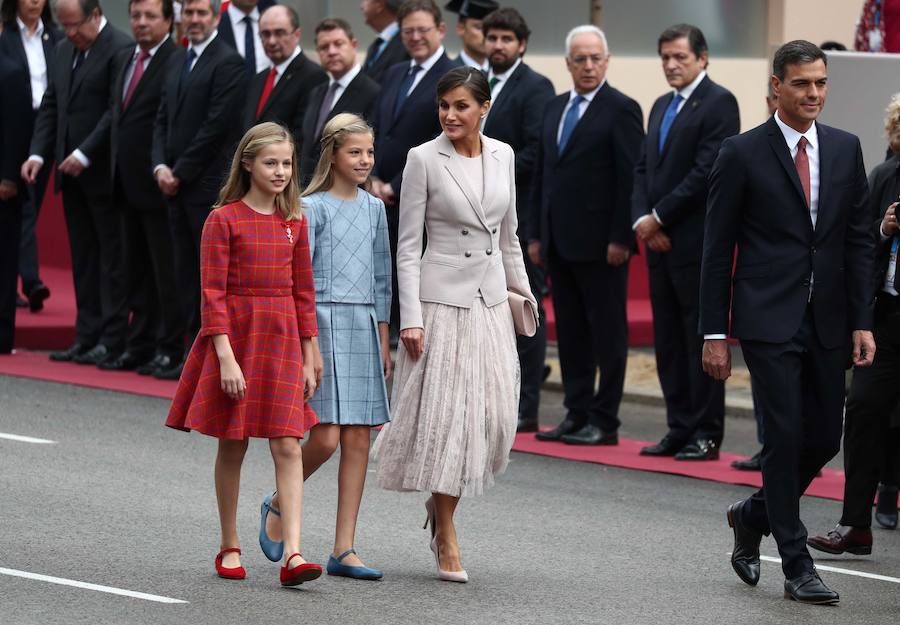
373,297,520,497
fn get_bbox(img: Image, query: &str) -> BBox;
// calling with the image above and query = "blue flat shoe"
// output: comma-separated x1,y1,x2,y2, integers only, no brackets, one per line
259,491,283,562
326,548,383,580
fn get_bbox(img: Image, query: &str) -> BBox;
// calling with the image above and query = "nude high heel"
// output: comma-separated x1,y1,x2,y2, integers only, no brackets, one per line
424,497,468,583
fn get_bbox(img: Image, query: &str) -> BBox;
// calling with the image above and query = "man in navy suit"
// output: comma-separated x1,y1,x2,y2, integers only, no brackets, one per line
360,0,409,85
215,0,274,77
528,26,643,446
369,0,458,341
481,7,555,433
701,40,875,604
632,24,740,461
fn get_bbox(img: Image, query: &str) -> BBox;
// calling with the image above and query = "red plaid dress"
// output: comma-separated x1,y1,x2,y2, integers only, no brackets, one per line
166,201,318,439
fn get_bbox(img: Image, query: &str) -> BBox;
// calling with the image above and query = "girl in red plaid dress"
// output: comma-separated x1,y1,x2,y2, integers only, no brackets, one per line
166,123,323,587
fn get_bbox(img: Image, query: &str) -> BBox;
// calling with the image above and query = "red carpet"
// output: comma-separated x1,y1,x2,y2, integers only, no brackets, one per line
0,349,849,502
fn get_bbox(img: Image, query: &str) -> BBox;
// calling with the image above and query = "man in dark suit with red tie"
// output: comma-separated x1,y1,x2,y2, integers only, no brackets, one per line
105,0,184,374
360,0,409,85
701,41,875,605
241,4,326,158
300,17,380,185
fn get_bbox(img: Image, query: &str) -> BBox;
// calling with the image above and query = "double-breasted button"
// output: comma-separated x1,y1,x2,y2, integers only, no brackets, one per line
464,251,472,257
486,249,493,255
461,229,469,235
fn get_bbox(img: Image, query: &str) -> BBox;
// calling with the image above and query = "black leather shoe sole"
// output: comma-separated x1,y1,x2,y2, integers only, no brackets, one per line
807,541,872,556
783,590,840,605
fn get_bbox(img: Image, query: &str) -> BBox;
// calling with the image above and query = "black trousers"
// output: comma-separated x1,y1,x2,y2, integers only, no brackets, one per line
19,166,50,293
168,194,212,342
117,179,185,359
841,296,900,527
517,239,547,420
61,176,128,349
1,193,23,352
548,247,627,433
741,306,846,578
648,258,724,442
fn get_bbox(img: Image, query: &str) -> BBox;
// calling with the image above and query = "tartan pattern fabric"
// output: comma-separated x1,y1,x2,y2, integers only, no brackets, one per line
166,202,318,439
304,190,392,425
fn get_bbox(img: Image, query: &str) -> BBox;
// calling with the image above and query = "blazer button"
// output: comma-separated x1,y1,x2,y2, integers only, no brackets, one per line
462,229,469,235
486,249,493,255
464,251,472,257
492,227,497,234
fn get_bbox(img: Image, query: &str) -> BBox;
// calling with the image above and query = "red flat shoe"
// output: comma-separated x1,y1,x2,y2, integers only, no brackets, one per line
280,553,322,586
215,548,246,580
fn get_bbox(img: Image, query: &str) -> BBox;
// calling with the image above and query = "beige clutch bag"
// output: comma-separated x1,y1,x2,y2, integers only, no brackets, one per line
508,291,538,337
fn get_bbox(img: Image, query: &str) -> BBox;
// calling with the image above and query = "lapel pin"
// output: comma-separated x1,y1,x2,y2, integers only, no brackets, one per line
43,33,49,41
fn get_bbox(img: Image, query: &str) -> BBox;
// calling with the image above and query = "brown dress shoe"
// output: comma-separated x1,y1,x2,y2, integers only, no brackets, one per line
807,525,872,555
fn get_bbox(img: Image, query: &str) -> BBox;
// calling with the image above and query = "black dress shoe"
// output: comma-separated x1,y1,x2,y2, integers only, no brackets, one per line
784,571,839,605
542,365,551,382
675,438,720,461
73,344,114,365
98,351,152,372
535,419,580,442
154,360,184,380
731,450,762,471
27,282,50,312
49,343,92,362
560,424,618,445
640,434,686,456
516,418,538,433
875,483,899,530
136,354,174,376
16,295,28,308
727,501,762,586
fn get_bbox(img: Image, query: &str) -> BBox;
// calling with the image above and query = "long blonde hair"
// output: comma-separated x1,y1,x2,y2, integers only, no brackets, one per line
215,122,301,219
886,93,900,155
302,113,374,197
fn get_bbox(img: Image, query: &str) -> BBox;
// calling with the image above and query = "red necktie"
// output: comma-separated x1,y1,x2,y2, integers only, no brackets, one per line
123,50,150,109
256,67,277,118
795,136,811,208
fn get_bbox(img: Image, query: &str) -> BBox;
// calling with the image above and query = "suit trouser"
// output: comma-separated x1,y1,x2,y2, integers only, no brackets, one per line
168,194,212,342
517,238,547,420
741,306,846,578
117,179,185,360
18,166,50,292
840,298,900,527
548,248,626,433
648,258,724,442
61,176,128,349
1,193,23,352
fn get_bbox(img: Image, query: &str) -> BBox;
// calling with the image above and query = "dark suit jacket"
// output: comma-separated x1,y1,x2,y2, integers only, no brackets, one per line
482,62,555,235
529,83,644,262
216,0,277,50
0,55,32,185
370,53,459,199
29,23,133,192
152,35,245,203
700,116,874,348
0,19,64,109
299,70,380,184
631,75,740,268
241,52,327,154
111,38,180,212
868,154,900,292
362,33,409,85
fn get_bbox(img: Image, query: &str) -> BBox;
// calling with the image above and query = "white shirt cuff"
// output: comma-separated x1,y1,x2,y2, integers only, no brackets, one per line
153,164,168,176
704,334,727,340
28,155,45,167
72,149,90,168
631,211,664,231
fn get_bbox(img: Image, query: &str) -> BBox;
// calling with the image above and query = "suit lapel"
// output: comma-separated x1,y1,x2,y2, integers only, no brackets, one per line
547,97,567,160
658,76,710,162
815,123,831,232
178,38,215,107
558,85,607,160
486,63,523,121
390,55,446,129
262,55,304,118
438,134,490,230
481,138,501,217
765,117,811,220
70,27,109,101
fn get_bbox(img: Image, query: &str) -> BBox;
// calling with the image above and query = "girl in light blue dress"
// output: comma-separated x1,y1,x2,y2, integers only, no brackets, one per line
259,114,392,580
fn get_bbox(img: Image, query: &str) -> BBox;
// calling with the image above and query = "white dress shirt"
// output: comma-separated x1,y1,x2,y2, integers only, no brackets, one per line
17,17,48,110
459,49,488,72
406,46,445,95
270,46,302,86
326,63,362,106
484,57,520,124
121,35,170,101
373,21,400,60
227,3,268,74
556,81,605,144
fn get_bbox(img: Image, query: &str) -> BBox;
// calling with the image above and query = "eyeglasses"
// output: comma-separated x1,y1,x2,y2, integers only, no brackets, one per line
59,14,93,33
570,54,607,67
401,26,435,38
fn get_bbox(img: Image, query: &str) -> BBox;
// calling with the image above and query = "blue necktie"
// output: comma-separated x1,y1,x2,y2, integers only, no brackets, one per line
557,94,584,153
658,93,683,152
180,48,197,94
393,64,422,120
243,16,256,76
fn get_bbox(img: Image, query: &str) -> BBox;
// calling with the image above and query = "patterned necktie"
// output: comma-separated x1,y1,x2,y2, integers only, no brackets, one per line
255,67,277,118
557,94,584,153
365,37,384,68
314,82,341,138
393,64,422,120
243,16,256,76
795,136,811,208
123,49,150,108
658,93,682,152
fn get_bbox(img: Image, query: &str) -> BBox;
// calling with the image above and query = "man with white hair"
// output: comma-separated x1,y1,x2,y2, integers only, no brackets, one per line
529,25,643,445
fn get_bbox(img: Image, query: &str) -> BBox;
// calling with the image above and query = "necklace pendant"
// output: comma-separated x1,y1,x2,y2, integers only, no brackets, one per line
284,224,293,243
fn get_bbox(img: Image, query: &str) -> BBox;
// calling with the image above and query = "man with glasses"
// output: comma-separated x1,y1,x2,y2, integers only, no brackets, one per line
151,0,244,380
369,0,457,345
529,25,643,446
21,0,132,365
300,17,380,185
241,4,326,150
360,0,409,85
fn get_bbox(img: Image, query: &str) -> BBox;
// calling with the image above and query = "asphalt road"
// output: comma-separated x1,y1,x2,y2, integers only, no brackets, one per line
1,375,898,625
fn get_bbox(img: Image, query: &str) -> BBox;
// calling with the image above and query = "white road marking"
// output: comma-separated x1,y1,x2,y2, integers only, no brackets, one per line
749,554,900,584
0,567,188,603
0,432,56,444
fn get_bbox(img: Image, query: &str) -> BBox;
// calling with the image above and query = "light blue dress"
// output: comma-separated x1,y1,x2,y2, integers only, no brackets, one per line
305,189,392,425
